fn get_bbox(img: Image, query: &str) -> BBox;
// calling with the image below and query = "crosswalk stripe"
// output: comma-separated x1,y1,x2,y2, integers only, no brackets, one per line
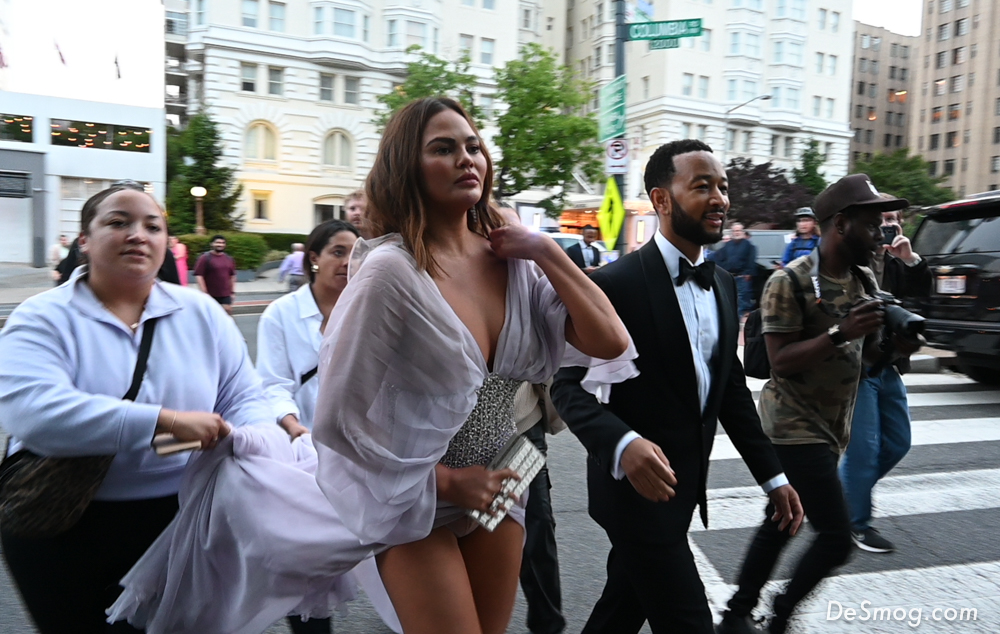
904,391,1000,407
693,468,1000,532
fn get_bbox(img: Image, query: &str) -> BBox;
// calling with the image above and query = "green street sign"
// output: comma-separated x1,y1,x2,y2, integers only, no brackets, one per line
627,19,702,41
598,75,627,143
649,38,680,50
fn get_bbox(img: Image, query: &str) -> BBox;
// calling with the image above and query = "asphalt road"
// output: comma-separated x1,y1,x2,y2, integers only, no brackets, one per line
1,311,998,633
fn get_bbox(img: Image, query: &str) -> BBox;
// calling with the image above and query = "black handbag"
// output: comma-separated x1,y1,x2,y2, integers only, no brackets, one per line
0,318,158,538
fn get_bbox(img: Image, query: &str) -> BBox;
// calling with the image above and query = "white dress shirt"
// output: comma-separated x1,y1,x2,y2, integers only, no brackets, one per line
256,284,324,428
582,244,596,268
611,232,787,493
0,268,271,501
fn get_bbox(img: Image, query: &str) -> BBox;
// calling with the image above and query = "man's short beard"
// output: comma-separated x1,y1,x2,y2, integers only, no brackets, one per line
670,193,725,246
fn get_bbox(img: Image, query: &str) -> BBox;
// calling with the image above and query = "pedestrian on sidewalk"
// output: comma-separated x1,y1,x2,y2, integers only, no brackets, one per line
718,174,919,634
169,235,189,287
194,235,237,315
780,208,820,267
839,205,930,554
708,222,757,317
278,243,307,293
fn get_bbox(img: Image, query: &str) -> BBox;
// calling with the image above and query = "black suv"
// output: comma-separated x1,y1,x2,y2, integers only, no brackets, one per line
910,191,1000,385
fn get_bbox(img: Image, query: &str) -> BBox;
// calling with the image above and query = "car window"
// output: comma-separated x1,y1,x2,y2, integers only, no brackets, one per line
914,215,1000,255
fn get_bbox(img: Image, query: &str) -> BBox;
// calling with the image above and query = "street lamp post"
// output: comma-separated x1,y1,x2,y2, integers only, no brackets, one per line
190,186,207,235
722,94,772,165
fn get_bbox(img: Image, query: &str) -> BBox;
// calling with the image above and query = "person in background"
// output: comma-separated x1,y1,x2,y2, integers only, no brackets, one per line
278,243,307,293
839,205,929,554
708,222,758,318
169,235,189,287
344,189,371,239
195,235,237,315
48,234,70,283
0,183,266,634
566,225,602,274
780,208,821,267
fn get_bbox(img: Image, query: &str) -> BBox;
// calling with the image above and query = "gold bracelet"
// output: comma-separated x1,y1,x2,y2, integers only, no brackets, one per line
168,411,177,435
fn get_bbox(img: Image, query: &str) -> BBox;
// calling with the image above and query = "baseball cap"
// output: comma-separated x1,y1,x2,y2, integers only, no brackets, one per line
794,207,816,219
812,174,909,223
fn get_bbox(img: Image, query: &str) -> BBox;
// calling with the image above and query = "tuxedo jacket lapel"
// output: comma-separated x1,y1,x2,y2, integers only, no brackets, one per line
638,241,701,416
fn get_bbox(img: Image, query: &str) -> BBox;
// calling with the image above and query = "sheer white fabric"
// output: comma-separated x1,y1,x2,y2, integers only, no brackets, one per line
312,235,569,550
107,424,393,633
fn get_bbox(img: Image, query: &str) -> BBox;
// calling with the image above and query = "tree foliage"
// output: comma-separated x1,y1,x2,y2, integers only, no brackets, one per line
165,112,244,234
792,138,827,195
374,46,481,130
726,157,813,228
493,43,603,217
853,150,953,207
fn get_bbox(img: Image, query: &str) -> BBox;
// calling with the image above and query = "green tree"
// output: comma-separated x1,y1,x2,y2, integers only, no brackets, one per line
165,112,243,234
374,46,481,130
726,157,814,228
493,43,602,217
853,149,953,207
792,138,827,195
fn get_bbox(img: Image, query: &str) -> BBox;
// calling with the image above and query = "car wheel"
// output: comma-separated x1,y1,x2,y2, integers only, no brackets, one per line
958,360,1000,386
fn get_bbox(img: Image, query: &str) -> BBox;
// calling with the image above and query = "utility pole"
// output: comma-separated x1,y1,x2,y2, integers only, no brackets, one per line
614,0,626,202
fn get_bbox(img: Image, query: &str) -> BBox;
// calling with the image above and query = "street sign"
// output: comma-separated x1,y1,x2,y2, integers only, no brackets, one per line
605,139,629,175
648,38,680,50
598,75,627,143
627,19,702,41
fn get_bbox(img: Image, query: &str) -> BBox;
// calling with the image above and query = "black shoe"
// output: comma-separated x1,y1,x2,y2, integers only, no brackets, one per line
716,611,757,634
852,527,895,553
767,615,787,634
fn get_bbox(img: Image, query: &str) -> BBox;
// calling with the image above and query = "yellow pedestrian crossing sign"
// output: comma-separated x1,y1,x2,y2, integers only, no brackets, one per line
597,177,626,251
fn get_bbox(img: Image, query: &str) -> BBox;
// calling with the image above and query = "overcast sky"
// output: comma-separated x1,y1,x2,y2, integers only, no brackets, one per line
853,0,923,36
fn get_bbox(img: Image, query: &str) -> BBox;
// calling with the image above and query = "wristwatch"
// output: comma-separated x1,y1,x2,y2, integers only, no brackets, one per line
827,325,848,347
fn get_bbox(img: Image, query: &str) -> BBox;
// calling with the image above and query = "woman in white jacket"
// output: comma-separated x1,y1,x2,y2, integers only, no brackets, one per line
0,183,270,634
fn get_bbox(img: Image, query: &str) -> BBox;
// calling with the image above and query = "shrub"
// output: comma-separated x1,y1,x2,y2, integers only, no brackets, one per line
256,232,311,252
179,232,269,270
264,249,290,263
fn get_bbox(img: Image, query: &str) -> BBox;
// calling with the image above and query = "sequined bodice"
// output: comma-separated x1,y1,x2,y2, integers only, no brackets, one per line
439,374,524,469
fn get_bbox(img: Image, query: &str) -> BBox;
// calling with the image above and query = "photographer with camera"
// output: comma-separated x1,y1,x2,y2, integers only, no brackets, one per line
719,175,914,634
838,203,930,554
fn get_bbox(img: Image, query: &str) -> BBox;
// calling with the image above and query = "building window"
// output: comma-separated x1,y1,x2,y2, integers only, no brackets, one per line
775,0,786,17
0,114,33,143
461,0,474,5
857,81,865,95
871,60,880,74
481,38,495,64
320,74,334,101
323,131,352,167
790,0,804,19
729,31,741,55
946,131,958,147
955,18,969,37
51,120,150,152
953,46,967,65
771,86,782,107
334,8,356,38
935,51,946,68
245,123,276,160
826,98,835,118
784,136,794,158
951,75,964,92
195,0,205,25
363,15,370,42
901,68,908,80
745,33,760,57
859,58,868,73
253,194,269,220
861,34,870,49
815,52,824,73
697,124,707,141
480,95,494,119
484,0,495,8
697,76,709,99
884,133,892,148
831,11,840,32
930,134,940,149
643,76,650,100
522,8,532,29
344,77,360,104
865,129,874,144
867,107,877,121
702,29,712,51
459,33,473,56
743,79,758,100
241,63,256,92
939,23,950,40
773,40,784,63
935,79,947,96
268,67,283,96
812,95,821,116
943,159,955,176
818,8,827,29
314,6,324,34
788,41,803,66
992,156,1000,173
855,104,862,119
726,129,736,151
949,102,961,119
268,2,284,31
681,122,692,139
682,73,693,96
242,0,257,27
387,20,398,47
828,55,837,75
405,20,426,47
771,134,780,155
932,105,943,122
742,131,752,152
727,79,738,101
869,83,877,98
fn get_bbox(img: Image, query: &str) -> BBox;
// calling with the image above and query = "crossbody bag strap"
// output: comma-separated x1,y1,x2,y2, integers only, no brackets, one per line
123,318,158,401
300,366,319,385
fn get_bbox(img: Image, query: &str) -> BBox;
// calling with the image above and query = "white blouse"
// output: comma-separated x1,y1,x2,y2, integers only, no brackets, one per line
256,284,324,428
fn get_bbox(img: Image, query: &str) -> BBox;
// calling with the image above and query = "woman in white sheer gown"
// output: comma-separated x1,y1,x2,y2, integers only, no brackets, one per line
310,97,629,634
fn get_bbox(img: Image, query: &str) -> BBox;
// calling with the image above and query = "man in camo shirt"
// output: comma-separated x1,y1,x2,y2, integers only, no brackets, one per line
717,175,908,634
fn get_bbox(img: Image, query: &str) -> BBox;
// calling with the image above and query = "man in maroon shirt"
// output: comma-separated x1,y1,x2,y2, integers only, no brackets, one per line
195,235,237,315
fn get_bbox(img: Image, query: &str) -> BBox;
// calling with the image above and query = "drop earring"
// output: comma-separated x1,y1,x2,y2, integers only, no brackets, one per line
467,207,479,230
311,263,319,272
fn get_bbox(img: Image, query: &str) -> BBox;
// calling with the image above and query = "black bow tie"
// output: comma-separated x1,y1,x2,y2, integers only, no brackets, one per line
677,259,715,290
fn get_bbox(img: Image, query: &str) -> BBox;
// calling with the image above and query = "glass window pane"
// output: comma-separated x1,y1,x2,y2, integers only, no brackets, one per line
334,8,356,38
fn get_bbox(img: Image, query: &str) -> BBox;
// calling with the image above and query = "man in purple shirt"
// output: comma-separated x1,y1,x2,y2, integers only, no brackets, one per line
195,235,237,315
278,243,306,292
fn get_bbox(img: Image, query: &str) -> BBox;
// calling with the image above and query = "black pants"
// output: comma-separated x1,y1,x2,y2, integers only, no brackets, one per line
287,615,332,633
1,495,179,634
726,443,853,622
519,423,566,634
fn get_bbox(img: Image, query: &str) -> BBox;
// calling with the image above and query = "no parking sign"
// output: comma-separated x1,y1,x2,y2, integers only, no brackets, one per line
605,138,629,175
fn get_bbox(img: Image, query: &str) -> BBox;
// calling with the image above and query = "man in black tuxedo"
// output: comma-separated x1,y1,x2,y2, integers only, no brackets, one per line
566,225,602,273
551,139,804,633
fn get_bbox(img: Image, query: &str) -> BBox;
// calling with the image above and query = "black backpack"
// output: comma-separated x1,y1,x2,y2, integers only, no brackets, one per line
743,270,807,379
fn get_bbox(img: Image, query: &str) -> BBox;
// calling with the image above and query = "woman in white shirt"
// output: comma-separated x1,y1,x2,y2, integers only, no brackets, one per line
256,219,359,441
0,183,270,634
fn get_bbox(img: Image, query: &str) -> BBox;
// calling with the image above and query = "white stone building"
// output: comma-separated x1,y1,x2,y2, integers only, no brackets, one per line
186,0,565,233
566,0,855,202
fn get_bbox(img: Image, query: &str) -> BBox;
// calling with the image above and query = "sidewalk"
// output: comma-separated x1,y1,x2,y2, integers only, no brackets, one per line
0,262,289,305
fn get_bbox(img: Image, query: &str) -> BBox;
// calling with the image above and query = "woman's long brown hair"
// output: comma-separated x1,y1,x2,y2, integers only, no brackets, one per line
365,97,506,277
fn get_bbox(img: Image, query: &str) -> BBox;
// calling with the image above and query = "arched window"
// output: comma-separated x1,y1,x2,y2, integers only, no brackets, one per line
245,122,276,160
322,131,352,167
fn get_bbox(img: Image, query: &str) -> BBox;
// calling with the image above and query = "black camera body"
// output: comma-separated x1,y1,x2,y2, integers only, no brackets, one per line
869,291,926,375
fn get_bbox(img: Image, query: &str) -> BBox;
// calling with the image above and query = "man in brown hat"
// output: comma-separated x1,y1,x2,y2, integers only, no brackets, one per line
717,174,912,634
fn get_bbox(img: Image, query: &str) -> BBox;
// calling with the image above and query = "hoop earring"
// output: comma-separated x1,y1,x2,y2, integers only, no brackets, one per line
311,263,319,272
467,207,479,230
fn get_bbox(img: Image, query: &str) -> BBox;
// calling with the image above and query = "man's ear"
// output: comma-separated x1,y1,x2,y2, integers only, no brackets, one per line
649,186,672,220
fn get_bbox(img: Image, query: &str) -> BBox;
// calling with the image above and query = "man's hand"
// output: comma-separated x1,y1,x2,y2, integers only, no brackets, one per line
840,299,885,341
584,266,599,274
621,438,677,502
767,484,804,536
885,230,919,265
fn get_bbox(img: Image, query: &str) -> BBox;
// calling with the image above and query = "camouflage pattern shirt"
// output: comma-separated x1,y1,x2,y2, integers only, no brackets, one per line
757,249,878,454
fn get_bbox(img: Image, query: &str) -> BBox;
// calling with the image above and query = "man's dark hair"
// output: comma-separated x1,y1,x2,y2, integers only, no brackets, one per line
643,139,713,198
582,224,596,231
210,234,226,243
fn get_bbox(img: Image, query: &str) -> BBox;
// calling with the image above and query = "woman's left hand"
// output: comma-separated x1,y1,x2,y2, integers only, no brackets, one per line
489,224,557,262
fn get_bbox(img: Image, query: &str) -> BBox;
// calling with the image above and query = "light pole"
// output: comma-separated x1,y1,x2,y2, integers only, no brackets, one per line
722,94,771,165
190,186,207,235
